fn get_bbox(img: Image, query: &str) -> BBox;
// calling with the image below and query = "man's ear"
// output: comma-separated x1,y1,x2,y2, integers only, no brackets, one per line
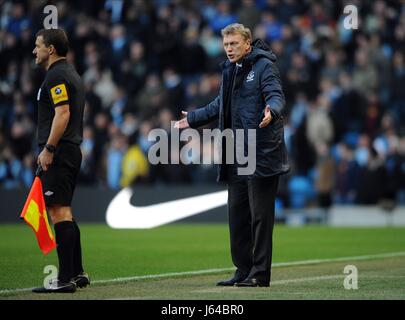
48,44,55,55
246,41,251,52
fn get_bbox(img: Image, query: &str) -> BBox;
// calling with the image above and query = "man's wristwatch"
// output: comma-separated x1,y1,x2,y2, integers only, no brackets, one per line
45,144,56,154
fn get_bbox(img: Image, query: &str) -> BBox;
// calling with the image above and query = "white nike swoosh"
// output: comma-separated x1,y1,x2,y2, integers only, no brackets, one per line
106,188,228,229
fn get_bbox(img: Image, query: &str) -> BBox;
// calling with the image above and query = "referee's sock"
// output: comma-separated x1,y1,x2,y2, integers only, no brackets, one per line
72,219,84,276
54,221,75,283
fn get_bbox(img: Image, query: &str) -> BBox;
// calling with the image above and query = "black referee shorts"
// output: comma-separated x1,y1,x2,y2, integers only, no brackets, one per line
40,142,82,207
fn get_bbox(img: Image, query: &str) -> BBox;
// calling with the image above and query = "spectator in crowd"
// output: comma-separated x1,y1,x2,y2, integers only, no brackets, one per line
306,94,334,149
314,142,335,213
356,147,387,204
78,126,96,184
335,143,358,204
390,51,405,131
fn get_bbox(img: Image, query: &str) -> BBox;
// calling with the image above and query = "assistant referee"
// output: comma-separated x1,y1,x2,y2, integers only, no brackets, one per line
32,29,89,293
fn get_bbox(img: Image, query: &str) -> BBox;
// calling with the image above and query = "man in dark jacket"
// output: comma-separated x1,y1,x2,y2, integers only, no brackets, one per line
175,23,289,287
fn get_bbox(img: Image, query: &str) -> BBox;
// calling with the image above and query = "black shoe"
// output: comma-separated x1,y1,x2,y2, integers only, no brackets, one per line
217,273,247,286
72,272,90,288
32,279,77,293
235,277,269,287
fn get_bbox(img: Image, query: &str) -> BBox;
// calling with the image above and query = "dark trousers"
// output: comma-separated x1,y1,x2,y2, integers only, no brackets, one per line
227,168,279,284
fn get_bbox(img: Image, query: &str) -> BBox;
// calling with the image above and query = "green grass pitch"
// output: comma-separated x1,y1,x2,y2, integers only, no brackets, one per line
1,224,405,299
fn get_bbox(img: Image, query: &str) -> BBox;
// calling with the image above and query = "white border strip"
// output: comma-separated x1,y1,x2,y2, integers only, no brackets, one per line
2,251,405,296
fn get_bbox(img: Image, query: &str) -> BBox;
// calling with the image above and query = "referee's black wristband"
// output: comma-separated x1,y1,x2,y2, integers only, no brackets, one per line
45,144,56,153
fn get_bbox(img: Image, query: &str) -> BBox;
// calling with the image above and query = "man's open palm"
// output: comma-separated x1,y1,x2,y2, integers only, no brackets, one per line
174,111,190,129
259,105,272,128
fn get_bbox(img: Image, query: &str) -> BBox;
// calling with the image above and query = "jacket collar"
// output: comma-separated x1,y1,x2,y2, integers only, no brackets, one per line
219,44,277,70
219,58,248,71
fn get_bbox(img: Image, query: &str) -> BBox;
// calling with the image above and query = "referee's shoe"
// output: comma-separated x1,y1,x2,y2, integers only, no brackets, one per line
32,279,76,293
71,272,90,288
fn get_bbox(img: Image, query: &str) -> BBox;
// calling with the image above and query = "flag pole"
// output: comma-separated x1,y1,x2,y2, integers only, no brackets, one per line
35,165,43,177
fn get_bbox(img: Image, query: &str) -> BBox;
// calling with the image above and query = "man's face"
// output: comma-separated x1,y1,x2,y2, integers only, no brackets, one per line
223,33,251,63
33,36,50,67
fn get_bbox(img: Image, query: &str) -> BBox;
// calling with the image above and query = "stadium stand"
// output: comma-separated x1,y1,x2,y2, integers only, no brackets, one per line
0,0,404,210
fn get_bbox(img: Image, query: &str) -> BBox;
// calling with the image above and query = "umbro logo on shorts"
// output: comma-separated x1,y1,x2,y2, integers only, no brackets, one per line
44,191,54,196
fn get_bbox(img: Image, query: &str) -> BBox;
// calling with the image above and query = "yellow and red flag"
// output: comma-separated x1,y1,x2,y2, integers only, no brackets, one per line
20,176,56,254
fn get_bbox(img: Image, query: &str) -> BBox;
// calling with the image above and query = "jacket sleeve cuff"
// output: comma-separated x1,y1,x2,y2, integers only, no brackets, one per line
267,98,284,116
186,111,195,128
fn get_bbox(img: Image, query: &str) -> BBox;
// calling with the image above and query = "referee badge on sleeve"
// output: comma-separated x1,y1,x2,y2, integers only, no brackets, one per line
50,83,69,105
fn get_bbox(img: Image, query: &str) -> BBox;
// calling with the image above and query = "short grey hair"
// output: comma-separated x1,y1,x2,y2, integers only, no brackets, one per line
221,23,252,42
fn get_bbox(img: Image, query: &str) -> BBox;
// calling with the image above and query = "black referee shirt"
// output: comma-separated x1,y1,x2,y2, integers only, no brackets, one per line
36,59,85,146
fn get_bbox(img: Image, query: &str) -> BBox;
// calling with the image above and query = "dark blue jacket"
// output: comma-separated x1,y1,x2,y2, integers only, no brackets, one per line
187,39,290,181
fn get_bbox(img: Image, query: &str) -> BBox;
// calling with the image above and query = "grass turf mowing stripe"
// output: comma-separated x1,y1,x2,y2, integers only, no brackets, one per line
191,275,345,293
191,274,405,294
2,250,405,296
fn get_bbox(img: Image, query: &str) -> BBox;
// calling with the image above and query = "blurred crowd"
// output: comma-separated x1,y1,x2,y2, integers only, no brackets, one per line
1,0,405,209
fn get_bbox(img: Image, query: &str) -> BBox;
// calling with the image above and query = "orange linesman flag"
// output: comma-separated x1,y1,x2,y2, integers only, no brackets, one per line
20,175,56,254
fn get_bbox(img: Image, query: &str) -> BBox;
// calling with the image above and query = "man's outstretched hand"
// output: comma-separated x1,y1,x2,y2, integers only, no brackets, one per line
174,111,190,129
259,105,272,128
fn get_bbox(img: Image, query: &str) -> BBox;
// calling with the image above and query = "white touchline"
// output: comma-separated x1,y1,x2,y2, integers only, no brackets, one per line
106,188,228,229
1,251,405,296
